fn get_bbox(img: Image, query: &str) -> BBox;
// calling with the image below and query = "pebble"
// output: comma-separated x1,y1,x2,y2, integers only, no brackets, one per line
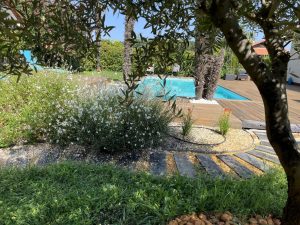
258,219,268,225
220,212,233,222
167,212,281,225
249,218,258,224
273,219,281,225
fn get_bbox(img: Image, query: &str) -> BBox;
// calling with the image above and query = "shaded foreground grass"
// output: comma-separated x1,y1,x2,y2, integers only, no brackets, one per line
0,163,286,225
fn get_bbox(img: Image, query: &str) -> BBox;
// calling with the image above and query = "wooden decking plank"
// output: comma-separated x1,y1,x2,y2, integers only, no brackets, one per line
218,101,250,120
173,153,196,178
240,101,265,120
150,152,166,176
247,150,280,164
255,145,276,155
235,152,269,172
197,154,225,178
218,155,254,179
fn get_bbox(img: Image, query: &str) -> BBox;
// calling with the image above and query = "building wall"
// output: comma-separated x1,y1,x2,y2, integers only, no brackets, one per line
287,42,300,84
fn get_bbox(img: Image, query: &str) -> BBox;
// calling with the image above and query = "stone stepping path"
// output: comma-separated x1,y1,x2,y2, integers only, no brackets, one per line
247,150,280,164
218,155,254,179
1,129,296,179
255,145,275,154
235,152,269,172
146,130,290,179
197,154,225,178
173,153,196,178
149,152,166,176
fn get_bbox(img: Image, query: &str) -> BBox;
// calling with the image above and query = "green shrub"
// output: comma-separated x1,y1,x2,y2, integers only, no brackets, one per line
81,40,124,72
47,90,173,152
182,108,193,137
0,73,174,152
0,73,76,147
218,108,231,135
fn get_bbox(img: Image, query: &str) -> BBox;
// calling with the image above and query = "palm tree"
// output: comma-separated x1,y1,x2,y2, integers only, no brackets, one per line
95,9,102,72
123,13,135,80
194,3,225,100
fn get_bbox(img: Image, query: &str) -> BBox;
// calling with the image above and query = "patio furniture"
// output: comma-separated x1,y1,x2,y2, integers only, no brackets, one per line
172,63,180,74
289,72,300,85
146,65,154,75
224,74,237,80
237,71,249,80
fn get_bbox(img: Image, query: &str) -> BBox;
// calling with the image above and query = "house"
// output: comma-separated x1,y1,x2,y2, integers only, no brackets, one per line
252,40,269,56
287,41,300,85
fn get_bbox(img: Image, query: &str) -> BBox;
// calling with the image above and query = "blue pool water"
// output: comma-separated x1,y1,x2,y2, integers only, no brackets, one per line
136,76,249,100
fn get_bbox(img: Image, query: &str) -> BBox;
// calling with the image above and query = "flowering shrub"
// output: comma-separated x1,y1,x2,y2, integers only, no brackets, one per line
0,74,173,152
47,88,173,152
218,108,231,135
181,108,193,137
0,73,76,147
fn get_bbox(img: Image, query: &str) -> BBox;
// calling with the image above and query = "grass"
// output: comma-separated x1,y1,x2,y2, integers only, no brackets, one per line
218,109,231,135
0,162,287,225
81,70,123,81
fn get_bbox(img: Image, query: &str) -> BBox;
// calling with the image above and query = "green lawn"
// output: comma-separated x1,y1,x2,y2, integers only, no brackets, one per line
81,70,123,81
0,163,286,225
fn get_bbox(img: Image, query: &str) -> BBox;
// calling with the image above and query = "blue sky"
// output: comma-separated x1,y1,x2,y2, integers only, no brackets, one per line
103,10,153,41
103,9,265,42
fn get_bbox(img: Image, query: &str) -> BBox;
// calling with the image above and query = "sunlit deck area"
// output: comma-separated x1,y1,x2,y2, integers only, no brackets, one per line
179,80,300,129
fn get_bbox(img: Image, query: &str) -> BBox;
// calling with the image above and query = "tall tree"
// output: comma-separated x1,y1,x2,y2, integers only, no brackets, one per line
194,1,225,100
199,1,300,223
121,0,300,223
202,49,225,99
123,13,135,80
95,4,102,72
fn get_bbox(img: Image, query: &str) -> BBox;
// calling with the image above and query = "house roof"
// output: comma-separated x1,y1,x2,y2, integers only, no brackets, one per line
252,40,269,56
253,47,269,56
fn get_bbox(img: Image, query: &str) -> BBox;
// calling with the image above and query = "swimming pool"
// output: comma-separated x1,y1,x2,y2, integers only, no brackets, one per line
136,76,249,100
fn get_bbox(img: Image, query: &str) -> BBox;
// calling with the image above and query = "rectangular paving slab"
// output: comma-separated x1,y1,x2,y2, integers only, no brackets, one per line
247,150,280,164
173,153,196,178
218,155,254,179
242,120,266,130
149,152,166,176
254,133,269,141
255,145,276,155
196,154,225,178
244,121,300,132
235,152,269,172
260,140,271,147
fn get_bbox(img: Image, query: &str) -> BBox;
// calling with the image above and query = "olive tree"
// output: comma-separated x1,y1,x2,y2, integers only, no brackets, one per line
204,1,300,223
2,0,300,223
124,0,300,223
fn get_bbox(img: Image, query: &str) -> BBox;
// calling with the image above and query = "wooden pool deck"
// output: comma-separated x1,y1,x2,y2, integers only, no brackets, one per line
178,80,300,129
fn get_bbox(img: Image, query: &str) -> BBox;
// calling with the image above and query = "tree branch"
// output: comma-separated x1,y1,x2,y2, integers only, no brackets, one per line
209,0,268,83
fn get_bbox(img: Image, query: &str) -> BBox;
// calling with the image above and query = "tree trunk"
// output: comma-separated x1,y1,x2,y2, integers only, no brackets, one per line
123,14,135,81
208,1,300,224
203,49,224,100
194,32,206,99
258,78,300,225
95,6,102,72
95,23,101,71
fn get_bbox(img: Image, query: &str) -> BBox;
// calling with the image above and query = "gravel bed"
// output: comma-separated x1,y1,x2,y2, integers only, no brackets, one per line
0,127,257,168
167,211,281,225
161,127,255,153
